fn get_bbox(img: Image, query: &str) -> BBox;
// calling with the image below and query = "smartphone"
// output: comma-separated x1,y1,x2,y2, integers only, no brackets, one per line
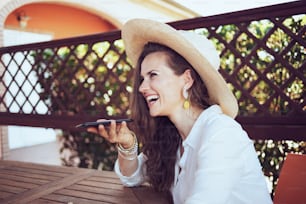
75,118,133,128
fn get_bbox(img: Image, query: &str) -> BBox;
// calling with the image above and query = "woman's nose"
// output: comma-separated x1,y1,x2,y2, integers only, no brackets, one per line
139,80,148,93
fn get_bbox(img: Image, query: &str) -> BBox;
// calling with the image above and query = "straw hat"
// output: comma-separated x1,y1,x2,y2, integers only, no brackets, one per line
121,18,238,118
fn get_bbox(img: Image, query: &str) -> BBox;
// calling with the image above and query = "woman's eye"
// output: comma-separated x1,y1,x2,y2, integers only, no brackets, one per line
150,72,157,78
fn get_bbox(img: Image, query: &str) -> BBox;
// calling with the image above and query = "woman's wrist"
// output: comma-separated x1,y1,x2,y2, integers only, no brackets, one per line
120,134,135,149
117,131,138,160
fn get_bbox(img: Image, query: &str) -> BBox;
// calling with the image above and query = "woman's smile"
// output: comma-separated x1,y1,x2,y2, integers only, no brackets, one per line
145,94,159,107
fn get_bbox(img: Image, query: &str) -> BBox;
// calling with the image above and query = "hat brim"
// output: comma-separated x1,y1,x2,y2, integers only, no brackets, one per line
122,19,238,118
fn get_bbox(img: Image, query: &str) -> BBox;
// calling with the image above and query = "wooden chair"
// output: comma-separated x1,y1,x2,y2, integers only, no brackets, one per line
273,153,306,204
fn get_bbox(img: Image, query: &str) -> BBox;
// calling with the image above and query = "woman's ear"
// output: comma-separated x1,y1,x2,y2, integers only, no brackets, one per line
183,69,194,90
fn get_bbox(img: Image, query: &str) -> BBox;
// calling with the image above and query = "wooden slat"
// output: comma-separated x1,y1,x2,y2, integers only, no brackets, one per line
2,166,69,178
42,194,110,204
0,178,39,189
77,179,123,190
30,198,64,204
66,184,134,197
0,192,14,200
53,189,139,203
0,184,27,194
0,173,49,185
0,169,60,181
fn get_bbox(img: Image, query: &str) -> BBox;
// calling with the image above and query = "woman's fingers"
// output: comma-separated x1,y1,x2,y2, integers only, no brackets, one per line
86,119,131,145
108,120,118,143
98,123,110,139
119,122,130,137
87,127,98,134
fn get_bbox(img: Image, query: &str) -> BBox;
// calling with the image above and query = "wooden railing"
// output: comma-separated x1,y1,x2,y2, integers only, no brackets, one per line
0,1,305,141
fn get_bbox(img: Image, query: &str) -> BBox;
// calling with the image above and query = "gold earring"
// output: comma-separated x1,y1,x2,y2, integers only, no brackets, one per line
183,87,190,110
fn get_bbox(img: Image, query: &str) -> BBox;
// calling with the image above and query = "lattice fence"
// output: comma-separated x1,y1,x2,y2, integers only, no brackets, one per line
0,1,305,140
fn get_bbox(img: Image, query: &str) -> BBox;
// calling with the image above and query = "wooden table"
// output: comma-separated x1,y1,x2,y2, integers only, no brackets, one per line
0,160,169,204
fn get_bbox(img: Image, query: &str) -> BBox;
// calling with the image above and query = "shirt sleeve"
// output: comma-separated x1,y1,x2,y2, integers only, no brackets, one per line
185,116,272,204
114,152,148,187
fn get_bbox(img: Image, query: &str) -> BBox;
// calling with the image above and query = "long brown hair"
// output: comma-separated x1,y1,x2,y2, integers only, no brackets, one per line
129,42,209,193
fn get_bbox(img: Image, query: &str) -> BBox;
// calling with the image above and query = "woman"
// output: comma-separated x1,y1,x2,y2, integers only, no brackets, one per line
88,19,272,204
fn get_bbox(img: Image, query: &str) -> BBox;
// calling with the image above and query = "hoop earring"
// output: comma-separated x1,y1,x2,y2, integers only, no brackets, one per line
183,87,190,110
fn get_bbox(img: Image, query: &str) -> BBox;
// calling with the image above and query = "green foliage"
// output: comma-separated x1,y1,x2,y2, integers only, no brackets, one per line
32,39,132,170
33,40,132,117
209,15,306,196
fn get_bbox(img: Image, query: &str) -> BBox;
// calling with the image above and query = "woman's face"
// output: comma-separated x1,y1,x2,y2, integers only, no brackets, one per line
139,51,186,117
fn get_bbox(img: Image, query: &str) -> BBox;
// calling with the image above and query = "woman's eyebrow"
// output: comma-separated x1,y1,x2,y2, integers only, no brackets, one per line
141,69,155,77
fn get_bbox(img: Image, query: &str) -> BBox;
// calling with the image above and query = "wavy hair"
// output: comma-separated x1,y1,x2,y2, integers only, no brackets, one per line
129,42,210,194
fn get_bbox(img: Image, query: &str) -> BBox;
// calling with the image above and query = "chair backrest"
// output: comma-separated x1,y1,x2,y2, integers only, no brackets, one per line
274,153,306,204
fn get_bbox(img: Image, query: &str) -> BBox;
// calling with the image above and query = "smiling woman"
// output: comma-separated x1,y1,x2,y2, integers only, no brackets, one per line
87,18,273,204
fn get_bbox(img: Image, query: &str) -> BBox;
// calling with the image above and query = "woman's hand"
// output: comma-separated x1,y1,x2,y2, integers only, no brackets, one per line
87,119,134,148
88,119,139,176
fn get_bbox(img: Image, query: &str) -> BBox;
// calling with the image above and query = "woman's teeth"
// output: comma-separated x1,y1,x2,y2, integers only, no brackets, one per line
146,95,159,104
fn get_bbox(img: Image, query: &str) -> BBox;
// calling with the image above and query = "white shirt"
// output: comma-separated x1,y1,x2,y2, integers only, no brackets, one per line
115,105,273,204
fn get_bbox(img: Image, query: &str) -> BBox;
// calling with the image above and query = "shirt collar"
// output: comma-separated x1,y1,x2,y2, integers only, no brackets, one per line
182,105,222,149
